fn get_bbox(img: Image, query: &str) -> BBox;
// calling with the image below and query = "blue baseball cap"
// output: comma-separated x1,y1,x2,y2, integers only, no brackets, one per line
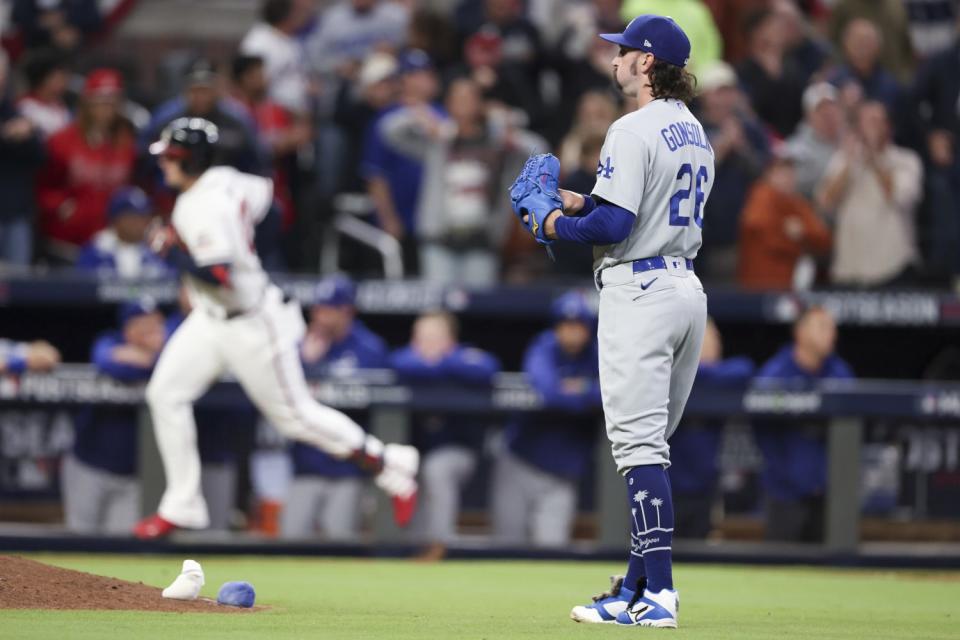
217,581,255,608
551,291,596,325
314,275,356,307
118,297,159,326
107,186,152,220
397,49,433,75
600,15,691,68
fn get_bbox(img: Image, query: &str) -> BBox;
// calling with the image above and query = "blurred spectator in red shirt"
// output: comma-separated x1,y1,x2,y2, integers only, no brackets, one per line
12,0,102,53
16,48,70,138
738,150,832,290
231,54,311,230
1,48,46,267
37,68,135,260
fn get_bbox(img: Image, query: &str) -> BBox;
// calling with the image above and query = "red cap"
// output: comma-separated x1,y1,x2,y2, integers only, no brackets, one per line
465,30,503,68
83,68,123,97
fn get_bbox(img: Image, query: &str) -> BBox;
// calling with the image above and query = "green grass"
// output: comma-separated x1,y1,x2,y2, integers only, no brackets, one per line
2,554,958,639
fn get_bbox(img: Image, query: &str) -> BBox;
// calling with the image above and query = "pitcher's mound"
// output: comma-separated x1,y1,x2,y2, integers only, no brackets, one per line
0,556,255,613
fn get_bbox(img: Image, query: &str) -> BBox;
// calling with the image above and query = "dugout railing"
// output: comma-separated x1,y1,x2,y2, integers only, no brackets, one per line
2,365,959,557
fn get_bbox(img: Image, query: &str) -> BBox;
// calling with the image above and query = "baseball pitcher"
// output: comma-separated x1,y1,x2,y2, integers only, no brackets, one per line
510,15,712,628
133,117,418,539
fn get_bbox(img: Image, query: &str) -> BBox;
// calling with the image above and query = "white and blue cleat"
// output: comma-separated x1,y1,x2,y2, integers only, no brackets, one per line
615,588,680,628
569,575,637,624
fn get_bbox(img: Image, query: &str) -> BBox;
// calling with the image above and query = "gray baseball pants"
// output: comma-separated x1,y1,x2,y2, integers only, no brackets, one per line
418,445,478,544
491,448,577,547
61,454,140,534
281,476,363,540
200,462,237,531
596,259,707,473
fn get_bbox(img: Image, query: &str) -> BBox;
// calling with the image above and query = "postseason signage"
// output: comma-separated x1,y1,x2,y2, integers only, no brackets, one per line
3,368,960,419
0,273,957,327
766,292,943,327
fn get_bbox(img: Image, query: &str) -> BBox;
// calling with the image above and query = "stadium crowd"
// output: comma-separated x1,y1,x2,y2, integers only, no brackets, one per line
0,0,956,547
1,0,959,289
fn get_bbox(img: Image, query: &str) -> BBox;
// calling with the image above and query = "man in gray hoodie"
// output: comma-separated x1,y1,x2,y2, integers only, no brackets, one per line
381,77,545,285
786,82,845,209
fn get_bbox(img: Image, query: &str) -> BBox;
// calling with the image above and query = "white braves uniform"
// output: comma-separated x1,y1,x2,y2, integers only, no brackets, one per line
146,166,369,528
590,98,713,472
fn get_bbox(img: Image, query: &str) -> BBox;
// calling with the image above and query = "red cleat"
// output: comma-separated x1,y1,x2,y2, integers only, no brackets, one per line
133,513,178,540
392,491,417,528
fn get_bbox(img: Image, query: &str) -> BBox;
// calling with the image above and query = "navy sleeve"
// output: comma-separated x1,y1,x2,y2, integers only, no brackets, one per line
826,356,855,380
389,347,444,381
360,117,388,179
357,337,390,369
74,244,100,271
697,357,756,386
167,245,231,287
579,194,597,216
442,347,500,385
92,335,154,382
755,349,790,380
524,336,598,411
553,201,635,245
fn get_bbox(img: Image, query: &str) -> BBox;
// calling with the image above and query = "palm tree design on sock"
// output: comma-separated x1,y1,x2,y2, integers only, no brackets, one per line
650,497,664,529
633,489,649,530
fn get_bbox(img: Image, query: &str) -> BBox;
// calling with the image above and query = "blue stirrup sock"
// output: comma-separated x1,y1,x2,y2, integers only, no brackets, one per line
624,464,675,593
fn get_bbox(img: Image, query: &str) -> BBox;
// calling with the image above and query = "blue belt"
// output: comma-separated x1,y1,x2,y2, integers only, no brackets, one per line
632,256,694,274
596,256,694,290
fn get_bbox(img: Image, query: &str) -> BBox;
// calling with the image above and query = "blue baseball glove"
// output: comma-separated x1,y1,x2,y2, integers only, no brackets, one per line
509,153,562,245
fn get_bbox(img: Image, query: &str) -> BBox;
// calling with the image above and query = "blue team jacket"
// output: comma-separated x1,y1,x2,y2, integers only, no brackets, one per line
669,357,755,495
390,344,500,451
75,231,172,279
505,331,603,480
291,321,389,478
752,345,854,501
72,332,154,476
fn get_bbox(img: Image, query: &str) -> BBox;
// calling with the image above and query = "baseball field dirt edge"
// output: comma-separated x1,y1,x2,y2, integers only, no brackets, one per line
0,555,261,613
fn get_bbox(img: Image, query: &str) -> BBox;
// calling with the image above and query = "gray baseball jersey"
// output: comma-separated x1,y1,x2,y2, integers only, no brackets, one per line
590,98,714,272
589,98,711,473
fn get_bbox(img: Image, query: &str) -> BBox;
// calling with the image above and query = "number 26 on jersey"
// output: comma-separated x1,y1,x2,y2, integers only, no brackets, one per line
669,163,708,228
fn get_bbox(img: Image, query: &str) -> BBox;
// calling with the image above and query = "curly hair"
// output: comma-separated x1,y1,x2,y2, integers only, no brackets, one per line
647,59,698,105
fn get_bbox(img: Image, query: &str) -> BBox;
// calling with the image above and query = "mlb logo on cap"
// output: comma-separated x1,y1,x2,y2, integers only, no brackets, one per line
599,15,691,68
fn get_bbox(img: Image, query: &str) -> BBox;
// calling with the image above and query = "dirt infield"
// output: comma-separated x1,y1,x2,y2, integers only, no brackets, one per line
0,556,253,613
